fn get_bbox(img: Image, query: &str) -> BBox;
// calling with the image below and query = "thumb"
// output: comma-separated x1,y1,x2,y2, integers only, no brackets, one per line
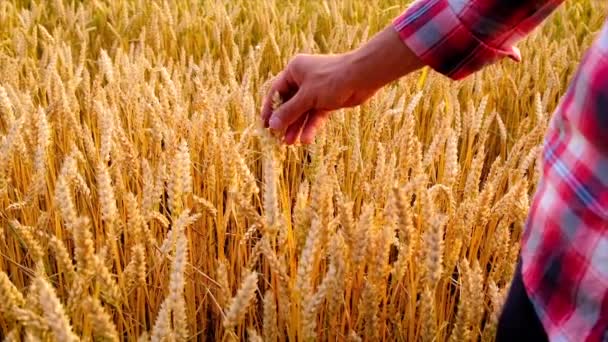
269,91,310,131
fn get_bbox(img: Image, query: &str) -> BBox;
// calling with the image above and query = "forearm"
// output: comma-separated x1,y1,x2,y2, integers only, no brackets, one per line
342,0,565,87
342,25,424,91
261,26,424,143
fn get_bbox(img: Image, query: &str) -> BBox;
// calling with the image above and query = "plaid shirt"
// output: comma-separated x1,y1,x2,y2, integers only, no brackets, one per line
394,1,608,341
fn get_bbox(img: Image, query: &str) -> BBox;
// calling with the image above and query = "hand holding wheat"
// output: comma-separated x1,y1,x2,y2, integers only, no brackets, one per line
261,26,422,145
261,54,351,145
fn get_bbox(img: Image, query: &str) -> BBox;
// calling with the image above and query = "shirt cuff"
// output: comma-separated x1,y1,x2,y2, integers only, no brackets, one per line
393,0,521,80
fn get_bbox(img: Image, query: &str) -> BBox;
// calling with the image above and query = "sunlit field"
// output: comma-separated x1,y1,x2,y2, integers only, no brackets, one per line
0,0,606,340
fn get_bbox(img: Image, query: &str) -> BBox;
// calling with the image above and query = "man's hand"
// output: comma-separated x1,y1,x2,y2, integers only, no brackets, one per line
261,26,423,145
261,54,377,144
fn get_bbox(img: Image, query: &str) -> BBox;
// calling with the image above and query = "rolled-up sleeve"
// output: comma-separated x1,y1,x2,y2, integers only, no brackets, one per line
393,0,564,80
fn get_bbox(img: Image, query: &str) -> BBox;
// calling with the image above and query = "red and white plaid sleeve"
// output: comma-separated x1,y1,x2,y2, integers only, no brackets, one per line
393,1,608,340
393,0,564,80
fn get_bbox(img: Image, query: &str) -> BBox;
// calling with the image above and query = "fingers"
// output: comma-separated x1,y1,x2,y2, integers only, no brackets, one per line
300,110,329,144
261,71,295,127
284,113,309,145
268,91,310,131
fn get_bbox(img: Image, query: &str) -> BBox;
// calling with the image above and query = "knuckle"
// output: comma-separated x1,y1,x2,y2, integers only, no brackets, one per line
287,57,297,68
290,54,307,69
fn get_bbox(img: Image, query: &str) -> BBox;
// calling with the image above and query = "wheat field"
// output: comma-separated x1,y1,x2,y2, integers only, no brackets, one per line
0,0,606,341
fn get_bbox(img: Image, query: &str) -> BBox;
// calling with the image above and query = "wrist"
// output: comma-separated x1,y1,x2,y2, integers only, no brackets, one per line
342,25,424,91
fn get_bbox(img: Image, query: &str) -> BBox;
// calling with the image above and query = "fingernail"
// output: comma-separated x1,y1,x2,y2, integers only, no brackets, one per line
269,117,281,129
